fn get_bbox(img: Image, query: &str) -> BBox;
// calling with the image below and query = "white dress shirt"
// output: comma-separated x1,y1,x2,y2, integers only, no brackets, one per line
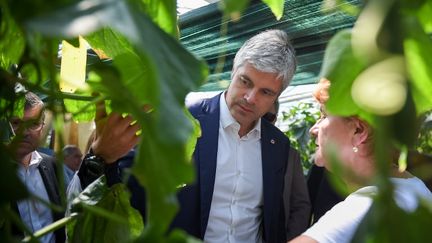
303,177,432,243
204,94,264,243
17,151,55,243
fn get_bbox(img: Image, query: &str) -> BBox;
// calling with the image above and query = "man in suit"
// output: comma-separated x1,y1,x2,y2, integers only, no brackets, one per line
8,91,65,242
79,29,309,242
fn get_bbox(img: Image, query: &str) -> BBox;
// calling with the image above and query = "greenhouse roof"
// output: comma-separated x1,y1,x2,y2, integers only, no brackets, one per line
179,0,359,92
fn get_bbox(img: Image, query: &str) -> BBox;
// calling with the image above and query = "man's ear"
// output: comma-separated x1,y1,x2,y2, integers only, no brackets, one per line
352,118,370,146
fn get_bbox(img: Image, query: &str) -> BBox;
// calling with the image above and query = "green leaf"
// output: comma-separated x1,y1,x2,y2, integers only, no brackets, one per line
27,0,208,143
133,109,199,238
68,176,144,243
0,144,28,204
0,7,25,70
403,17,432,115
417,1,432,33
27,1,207,240
6,0,75,23
140,0,178,37
352,197,432,242
64,98,96,122
318,29,372,123
261,0,285,20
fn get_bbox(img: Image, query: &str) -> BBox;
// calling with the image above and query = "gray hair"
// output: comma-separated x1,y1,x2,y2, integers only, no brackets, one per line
232,29,297,91
24,91,45,120
63,144,80,157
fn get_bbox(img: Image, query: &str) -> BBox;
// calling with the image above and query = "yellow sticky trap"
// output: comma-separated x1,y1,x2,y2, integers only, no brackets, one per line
60,36,88,93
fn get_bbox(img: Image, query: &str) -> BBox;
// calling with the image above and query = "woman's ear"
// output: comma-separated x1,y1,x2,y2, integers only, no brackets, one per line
351,118,370,146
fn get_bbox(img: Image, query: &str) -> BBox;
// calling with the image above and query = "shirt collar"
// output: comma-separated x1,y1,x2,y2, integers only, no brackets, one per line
219,92,261,138
29,151,43,167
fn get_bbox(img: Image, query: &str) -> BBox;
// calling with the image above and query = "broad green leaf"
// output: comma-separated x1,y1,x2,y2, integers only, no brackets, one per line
351,56,407,116
27,0,208,143
141,0,178,37
25,0,129,38
0,144,28,204
261,0,285,20
26,1,207,240
318,29,372,124
68,176,144,243
64,98,96,122
6,0,75,23
0,6,25,70
134,109,199,238
0,79,21,119
417,1,432,33
352,198,432,242
403,17,432,115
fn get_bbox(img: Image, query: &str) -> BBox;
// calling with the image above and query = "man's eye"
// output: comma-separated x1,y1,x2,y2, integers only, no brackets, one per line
10,120,21,129
240,76,249,85
263,90,275,96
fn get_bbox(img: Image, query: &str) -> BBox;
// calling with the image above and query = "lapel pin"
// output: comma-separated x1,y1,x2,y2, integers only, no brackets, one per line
270,139,275,144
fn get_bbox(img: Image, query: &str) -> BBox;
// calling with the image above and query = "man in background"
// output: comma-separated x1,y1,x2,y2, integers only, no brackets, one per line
8,91,65,243
62,145,82,187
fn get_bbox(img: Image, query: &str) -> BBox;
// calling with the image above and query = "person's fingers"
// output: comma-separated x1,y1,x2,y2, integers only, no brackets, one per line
106,112,123,124
95,100,107,122
121,114,134,125
130,135,140,147
106,113,135,132
125,123,141,137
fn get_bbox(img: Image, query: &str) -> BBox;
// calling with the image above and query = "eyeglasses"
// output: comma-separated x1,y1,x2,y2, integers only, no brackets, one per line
9,118,44,132
263,112,277,123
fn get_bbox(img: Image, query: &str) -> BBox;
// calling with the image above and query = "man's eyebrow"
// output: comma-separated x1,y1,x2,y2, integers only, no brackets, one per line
240,74,251,82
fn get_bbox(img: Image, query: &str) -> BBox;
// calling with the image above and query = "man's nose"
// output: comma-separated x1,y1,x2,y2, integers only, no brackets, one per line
244,89,258,104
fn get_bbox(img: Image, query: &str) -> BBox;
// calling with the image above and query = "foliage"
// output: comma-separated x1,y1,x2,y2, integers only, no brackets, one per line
2,0,432,241
0,0,286,242
417,111,432,155
281,102,320,173
67,176,144,243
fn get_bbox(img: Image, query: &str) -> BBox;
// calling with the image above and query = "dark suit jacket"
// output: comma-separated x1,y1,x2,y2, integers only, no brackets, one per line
307,165,344,224
11,152,65,242
283,147,311,240
38,153,66,242
173,93,290,242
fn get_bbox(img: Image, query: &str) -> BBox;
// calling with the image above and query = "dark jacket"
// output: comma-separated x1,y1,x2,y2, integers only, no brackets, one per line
11,152,66,242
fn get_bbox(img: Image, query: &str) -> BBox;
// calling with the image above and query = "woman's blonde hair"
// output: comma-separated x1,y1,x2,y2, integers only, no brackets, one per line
313,78,331,105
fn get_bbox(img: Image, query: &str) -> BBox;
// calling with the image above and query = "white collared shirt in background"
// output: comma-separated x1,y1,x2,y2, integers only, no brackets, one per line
17,151,55,243
204,93,264,243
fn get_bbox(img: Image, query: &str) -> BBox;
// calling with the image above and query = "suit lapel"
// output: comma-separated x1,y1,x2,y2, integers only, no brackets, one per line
195,94,221,236
38,154,66,243
38,155,61,207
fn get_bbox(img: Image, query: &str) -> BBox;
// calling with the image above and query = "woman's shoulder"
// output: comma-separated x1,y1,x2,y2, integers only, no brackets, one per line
391,177,432,211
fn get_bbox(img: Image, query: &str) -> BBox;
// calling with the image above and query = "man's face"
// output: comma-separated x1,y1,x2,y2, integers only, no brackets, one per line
225,62,282,130
64,148,83,171
9,105,44,158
